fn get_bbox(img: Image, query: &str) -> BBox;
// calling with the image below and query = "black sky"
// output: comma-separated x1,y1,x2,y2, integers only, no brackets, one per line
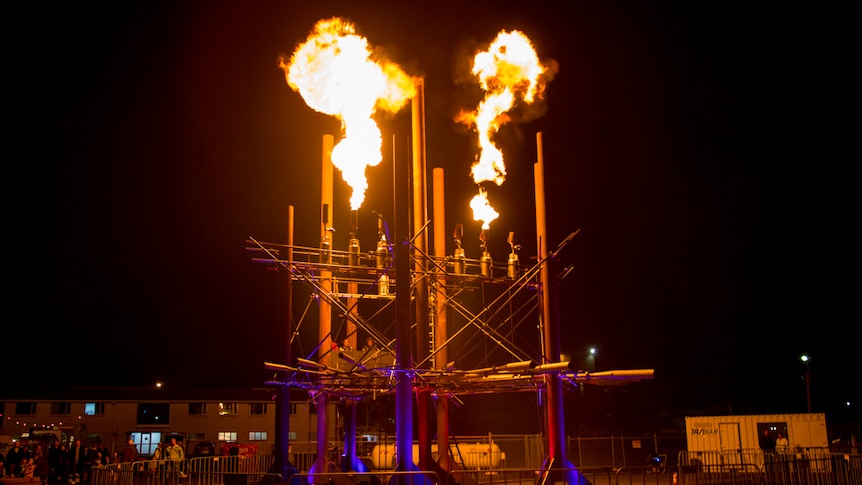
8,1,856,429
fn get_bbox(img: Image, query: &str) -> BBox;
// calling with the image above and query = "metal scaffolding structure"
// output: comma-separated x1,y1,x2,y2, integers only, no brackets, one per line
246,83,652,485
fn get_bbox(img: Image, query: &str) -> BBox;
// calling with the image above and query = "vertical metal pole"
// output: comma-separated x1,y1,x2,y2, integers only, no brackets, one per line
411,77,434,472
534,132,589,485
341,400,358,471
272,206,297,480
314,134,335,475
393,133,417,480
433,168,451,473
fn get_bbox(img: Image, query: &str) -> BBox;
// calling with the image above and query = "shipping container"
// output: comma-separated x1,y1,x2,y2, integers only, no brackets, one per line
684,413,829,470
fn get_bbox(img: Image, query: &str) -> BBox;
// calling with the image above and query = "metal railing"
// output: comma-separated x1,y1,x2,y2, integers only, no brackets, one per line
88,447,861,485
677,449,862,485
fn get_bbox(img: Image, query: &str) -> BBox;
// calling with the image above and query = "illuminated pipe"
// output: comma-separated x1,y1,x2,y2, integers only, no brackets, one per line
494,360,536,372
272,204,297,480
432,167,451,472
313,134,334,477
535,132,588,485
264,362,294,372
392,133,415,476
534,361,575,373
345,210,359,351
297,357,328,371
411,77,434,474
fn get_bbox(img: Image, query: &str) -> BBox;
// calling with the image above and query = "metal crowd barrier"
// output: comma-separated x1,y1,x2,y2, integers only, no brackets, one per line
676,449,862,485
89,452,861,485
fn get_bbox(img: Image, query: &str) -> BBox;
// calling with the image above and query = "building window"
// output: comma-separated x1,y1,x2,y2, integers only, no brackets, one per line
218,403,237,416
137,403,170,425
85,433,103,444
189,403,206,415
50,402,71,415
249,403,267,415
131,432,162,456
290,404,297,415
218,431,237,442
84,403,106,416
188,433,206,441
248,431,268,441
16,402,37,415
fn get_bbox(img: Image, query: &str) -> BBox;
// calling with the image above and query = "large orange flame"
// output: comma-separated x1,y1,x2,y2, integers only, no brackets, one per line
470,188,499,230
464,30,548,230
280,18,415,210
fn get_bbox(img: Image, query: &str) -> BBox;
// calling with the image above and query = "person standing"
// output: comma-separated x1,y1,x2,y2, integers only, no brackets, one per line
5,442,23,477
759,429,775,454
57,443,71,483
165,438,185,481
34,449,50,485
48,440,61,482
151,442,164,478
775,432,789,453
165,438,184,463
122,440,138,463
759,429,776,469
70,439,85,484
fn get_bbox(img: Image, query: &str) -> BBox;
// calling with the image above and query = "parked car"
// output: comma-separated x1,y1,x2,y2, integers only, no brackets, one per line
191,440,216,457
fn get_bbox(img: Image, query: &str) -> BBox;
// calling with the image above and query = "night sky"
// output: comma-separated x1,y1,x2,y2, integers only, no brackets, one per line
9,2,856,431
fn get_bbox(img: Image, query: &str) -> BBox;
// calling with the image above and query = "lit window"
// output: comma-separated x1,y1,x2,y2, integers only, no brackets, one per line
218,432,237,442
218,403,238,416
249,432,268,441
85,403,106,416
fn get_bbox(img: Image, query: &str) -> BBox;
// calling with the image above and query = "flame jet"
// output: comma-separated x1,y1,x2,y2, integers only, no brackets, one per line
280,18,416,210
470,187,499,230
461,30,550,229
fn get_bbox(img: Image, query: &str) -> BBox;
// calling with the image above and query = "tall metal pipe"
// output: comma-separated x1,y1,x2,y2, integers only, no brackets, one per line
534,132,589,485
342,211,360,471
272,205,297,480
314,134,335,476
432,168,451,472
411,77,434,471
346,210,359,351
393,134,415,476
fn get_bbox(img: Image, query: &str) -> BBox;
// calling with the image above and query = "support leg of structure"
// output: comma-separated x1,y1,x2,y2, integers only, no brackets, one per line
271,205,297,482
535,132,591,485
340,400,368,472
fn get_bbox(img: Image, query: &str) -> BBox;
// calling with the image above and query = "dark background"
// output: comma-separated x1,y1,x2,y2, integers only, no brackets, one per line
8,1,856,434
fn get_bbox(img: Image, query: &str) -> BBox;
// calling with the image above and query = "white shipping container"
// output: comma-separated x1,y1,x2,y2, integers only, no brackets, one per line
685,413,828,454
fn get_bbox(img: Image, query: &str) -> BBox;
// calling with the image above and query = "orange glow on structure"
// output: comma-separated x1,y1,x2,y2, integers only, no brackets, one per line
463,30,550,230
280,18,416,210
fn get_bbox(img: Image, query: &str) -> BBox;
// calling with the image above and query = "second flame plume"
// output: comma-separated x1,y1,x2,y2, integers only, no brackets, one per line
461,30,552,230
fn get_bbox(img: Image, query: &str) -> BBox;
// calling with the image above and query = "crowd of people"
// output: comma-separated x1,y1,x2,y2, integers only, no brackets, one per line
0,438,152,485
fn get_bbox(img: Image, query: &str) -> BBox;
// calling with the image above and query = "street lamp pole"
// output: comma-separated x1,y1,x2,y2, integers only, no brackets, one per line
801,354,812,413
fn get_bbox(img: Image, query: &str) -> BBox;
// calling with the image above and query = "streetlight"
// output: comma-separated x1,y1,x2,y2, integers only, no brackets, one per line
586,347,597,371
800,354,811,413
